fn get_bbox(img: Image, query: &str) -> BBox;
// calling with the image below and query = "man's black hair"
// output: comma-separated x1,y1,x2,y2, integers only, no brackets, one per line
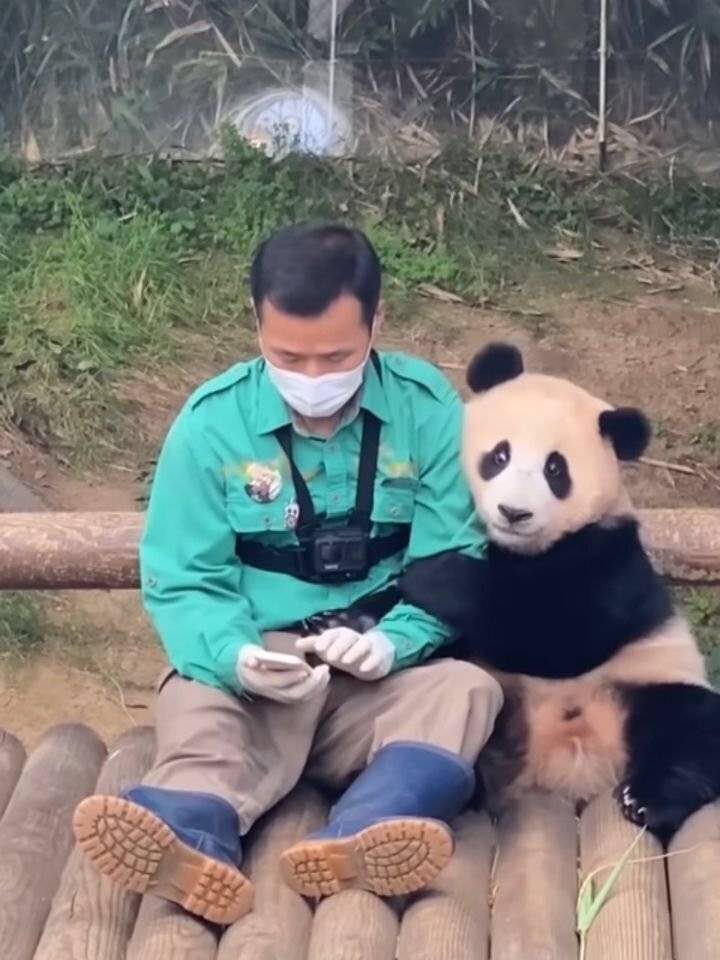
250,223,382,327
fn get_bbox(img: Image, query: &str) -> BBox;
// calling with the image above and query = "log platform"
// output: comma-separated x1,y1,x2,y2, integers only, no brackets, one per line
1,723,719,960
1,509,718,957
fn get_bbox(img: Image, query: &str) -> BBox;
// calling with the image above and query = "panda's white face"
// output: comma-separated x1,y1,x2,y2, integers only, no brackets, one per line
463,373,629,555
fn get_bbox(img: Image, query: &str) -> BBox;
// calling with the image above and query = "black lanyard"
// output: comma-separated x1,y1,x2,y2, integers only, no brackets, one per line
274,411,380,539
273,352,382,540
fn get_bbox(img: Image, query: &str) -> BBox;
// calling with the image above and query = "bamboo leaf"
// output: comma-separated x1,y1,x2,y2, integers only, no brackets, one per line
647,20,692,52
644,0,671,15
507,197,530,230
699,30,712,83
211,23,243,69
146,20,212,67
577,826,648,938
648,50,672,76
539,68,587,105
680,26,698,85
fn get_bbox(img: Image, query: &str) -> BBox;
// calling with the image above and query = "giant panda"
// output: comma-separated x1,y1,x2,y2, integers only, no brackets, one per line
399,342,720,842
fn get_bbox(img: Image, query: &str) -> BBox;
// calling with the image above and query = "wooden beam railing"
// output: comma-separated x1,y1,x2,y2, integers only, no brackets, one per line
0,509,719,590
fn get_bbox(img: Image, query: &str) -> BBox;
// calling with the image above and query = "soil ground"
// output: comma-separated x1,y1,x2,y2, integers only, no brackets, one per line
1,279,719,747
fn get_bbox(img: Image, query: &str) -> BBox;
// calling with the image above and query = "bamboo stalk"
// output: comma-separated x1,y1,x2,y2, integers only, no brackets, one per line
328,0,339,131
467,0,477,138
598,0,609,171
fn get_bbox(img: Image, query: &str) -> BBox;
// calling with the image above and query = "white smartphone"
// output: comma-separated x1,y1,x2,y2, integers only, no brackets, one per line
247,651,310,673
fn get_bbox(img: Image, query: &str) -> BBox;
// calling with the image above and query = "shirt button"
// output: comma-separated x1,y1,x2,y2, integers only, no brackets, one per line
331,494,340,504
264,516,272,527
147,576,158,588
390,506,399,518
328,444,337,454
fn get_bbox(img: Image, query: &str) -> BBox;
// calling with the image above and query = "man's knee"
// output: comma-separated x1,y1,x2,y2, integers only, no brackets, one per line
421,658,504,712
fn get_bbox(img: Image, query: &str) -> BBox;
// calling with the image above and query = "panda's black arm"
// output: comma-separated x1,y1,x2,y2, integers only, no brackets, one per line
619,682,720,842
399,551,490,638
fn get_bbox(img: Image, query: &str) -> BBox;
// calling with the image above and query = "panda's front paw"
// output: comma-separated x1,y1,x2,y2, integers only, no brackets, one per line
614,780,648,828
615,769,712,843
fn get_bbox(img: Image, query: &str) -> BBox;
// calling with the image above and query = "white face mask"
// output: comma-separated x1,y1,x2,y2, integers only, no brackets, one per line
264,352,369,418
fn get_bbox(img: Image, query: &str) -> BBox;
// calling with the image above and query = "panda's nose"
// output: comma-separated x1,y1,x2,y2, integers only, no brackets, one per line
498,504,534,525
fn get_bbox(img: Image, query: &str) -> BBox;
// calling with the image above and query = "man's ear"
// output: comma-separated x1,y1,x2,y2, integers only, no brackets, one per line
372,300,385,339
252,301,264,347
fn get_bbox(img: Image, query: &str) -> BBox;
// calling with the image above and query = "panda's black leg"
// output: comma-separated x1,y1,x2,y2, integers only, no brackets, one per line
615,682,720,843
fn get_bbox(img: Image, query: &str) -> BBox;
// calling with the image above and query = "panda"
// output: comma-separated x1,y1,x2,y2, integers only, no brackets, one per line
399,342,720,842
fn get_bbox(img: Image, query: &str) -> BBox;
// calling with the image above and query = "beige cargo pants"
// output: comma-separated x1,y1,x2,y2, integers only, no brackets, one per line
143,632,503,833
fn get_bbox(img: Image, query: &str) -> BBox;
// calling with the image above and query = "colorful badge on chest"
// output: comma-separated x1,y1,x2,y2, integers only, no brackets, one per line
243,463,283,503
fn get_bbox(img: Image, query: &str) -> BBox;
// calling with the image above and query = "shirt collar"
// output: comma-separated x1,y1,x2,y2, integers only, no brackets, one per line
256,360,293,435
255,351,390,437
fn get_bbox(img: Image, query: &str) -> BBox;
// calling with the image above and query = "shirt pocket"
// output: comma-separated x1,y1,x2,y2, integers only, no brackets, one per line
372,479,417,528
226,491,294,537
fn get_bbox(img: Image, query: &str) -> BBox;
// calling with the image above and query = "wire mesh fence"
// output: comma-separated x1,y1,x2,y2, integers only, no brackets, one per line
1,1,719,172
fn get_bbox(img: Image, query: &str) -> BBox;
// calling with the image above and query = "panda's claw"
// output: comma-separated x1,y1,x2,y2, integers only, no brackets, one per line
614,781,648,827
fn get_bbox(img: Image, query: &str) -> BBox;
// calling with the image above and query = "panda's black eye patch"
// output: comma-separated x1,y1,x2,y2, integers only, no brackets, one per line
544,451,571,499
480,441,511,480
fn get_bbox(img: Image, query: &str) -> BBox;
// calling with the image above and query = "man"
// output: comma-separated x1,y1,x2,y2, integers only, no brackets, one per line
72,224,502,924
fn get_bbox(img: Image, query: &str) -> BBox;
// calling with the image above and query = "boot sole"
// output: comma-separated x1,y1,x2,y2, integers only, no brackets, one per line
73,795,254,925
279,818,453,898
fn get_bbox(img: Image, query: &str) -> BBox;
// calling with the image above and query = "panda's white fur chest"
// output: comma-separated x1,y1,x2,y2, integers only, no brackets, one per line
487,614,708,802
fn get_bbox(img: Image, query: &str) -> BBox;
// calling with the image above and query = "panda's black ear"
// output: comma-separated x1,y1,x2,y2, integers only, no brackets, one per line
466,343,524,393
599,408,651,461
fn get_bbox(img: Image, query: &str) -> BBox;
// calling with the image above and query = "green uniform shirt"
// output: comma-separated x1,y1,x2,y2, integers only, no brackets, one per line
140,350,487,694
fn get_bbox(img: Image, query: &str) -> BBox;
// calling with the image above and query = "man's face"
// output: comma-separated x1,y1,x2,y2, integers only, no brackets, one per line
258,294,376,376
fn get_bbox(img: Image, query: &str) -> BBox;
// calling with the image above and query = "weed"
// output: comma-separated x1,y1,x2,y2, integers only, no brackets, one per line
0,593,45,662
676,587,720,685
689,421,720,460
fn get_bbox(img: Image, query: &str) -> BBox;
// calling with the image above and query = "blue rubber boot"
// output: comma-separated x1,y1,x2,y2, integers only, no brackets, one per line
280,741,475,898
73,786,254,924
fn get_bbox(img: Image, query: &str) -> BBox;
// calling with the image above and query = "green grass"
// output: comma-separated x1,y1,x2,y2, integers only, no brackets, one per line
0,589,150,680
676,587,720,686
0,593,45,663
689,422,720,459
3,131,720,460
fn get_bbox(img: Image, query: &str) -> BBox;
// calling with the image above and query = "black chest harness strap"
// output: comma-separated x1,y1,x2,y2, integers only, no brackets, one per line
235,357,410,583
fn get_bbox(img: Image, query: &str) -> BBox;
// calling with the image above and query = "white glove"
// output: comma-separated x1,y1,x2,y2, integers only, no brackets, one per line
236,645,330,704
296,628,395,681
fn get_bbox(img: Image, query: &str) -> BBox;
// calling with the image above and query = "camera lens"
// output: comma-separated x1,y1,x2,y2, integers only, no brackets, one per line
320,541,341,564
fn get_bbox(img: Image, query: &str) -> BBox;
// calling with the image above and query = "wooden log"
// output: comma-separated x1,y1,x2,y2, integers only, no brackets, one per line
308,890,400,960
667,801,720,960
490,793,577,960
579,792,672,960
0,729,26,818
0,512,141,589
0,724,106,960
218,785,327,960
640,508,720,584
397,810,494,960
126,898,218,960
0,508,718,590
32,727,156,960
307,785,402,960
